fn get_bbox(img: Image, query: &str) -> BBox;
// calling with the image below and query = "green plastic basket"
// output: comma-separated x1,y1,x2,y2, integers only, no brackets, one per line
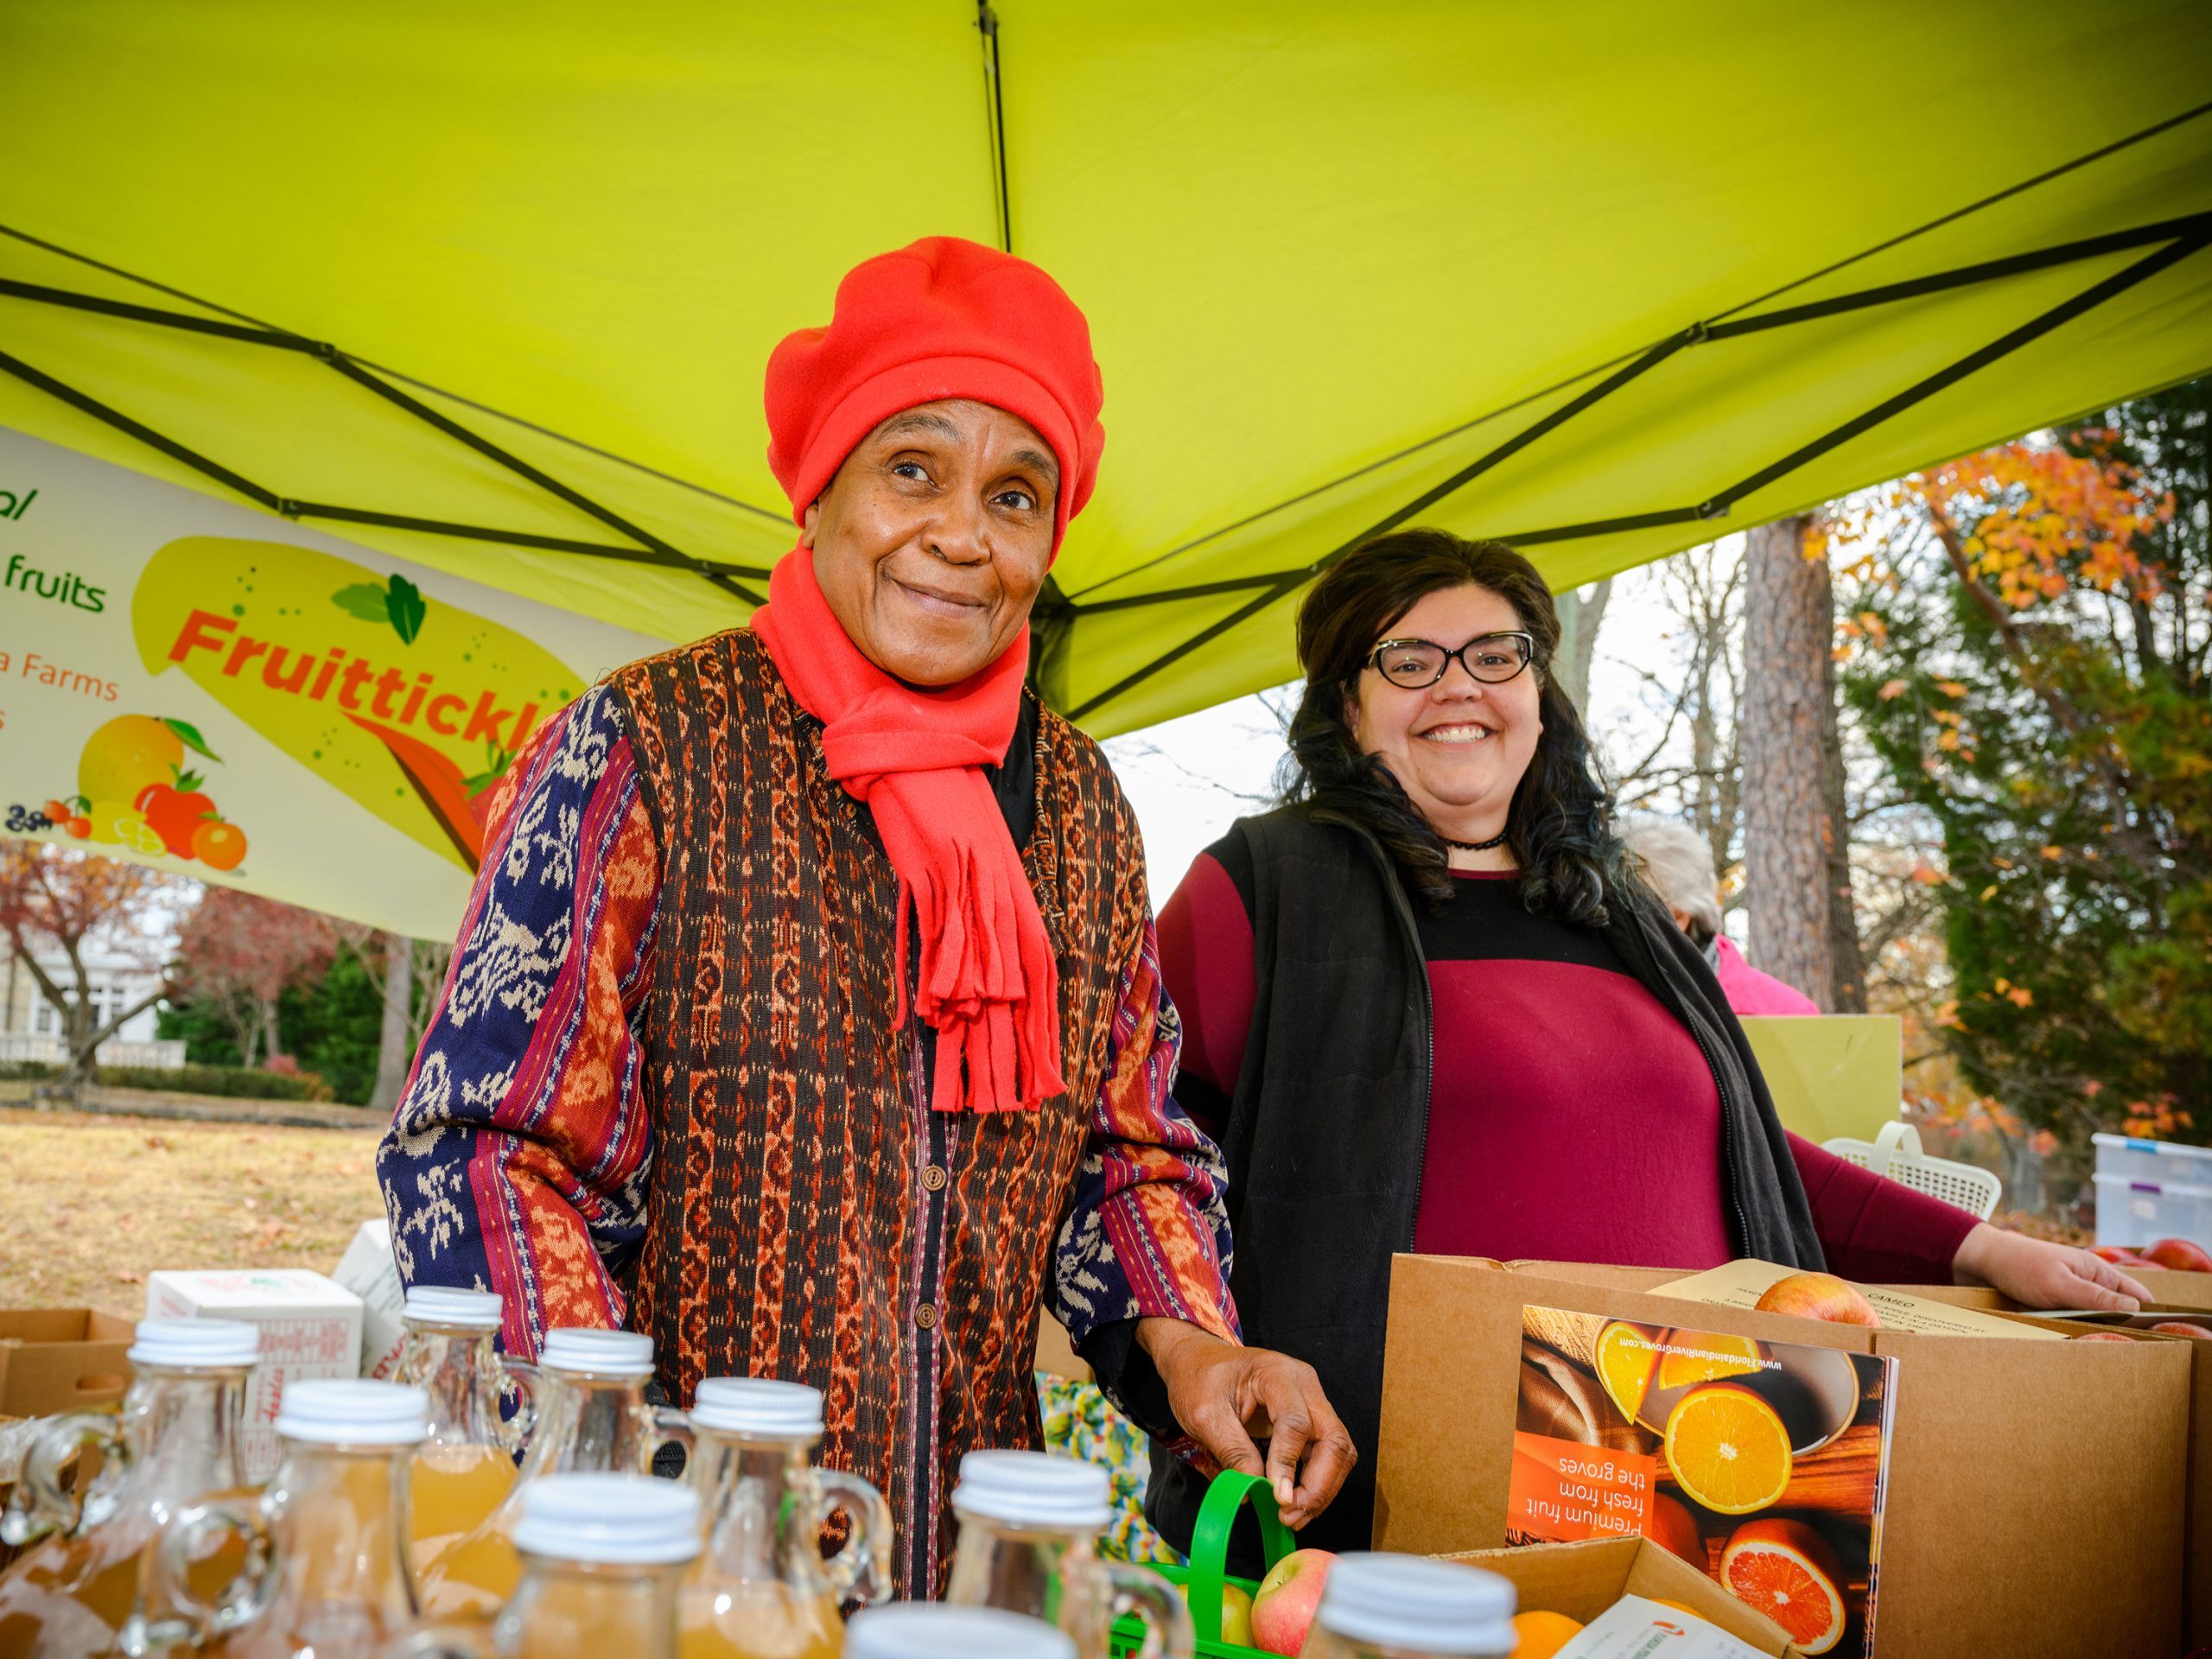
1108,1470,1295,1658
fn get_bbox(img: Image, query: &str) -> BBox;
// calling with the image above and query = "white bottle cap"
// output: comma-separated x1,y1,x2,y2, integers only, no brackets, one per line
1313,1553,1517,1656
404,1286,503,1329
539,1327,654,1376
128,1319,259,1370
273,1380,429,1446
950,1450,1110,1531
691,1377,825,1439
844,1606,1076,1659
510,1473,701,1565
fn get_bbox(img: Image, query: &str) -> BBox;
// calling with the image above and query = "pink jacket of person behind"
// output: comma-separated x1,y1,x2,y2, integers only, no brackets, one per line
1713,935,1821,1016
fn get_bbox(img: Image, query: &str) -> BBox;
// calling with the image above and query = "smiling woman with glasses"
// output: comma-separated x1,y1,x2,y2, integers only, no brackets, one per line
1145,524,2153,1571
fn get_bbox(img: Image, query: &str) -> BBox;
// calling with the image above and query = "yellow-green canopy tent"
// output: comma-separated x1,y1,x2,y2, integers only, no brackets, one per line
5,2,2210,736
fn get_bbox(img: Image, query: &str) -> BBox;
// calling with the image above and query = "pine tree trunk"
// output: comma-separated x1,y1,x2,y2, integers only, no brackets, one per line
369,933,415,1116
1742,515,1837,1009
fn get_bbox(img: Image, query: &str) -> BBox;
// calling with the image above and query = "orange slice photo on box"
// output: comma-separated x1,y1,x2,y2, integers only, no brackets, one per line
1720,1518,1847,1654
1655,1330,1764,1392
1662,1383,1793,1514
1594,1321,1662,1421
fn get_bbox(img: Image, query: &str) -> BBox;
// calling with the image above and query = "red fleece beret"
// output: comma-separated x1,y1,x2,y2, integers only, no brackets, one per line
765,236,1106,554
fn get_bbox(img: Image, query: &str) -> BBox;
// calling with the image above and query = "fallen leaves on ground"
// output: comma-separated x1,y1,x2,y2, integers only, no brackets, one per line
0,1109,385,1314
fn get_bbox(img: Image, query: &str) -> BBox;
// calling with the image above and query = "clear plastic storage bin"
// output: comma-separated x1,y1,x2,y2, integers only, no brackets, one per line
2093,1173,2212,1250
2093,1133,2212,1188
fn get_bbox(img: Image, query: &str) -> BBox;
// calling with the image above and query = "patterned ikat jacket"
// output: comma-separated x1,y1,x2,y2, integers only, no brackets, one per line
376,628,1238,1597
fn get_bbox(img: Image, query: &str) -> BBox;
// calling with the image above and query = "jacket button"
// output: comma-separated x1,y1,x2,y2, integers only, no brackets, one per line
915,1304,939,1330
922,1164,948,1192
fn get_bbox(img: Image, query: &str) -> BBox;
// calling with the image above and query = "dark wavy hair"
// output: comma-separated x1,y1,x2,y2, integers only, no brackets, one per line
1277,527,1636,925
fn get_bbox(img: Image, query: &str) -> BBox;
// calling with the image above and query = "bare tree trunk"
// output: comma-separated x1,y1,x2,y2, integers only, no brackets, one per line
370,933,415,1116
1742,515,1837,1008
257,996,282,1066
1821,689,1869,1012
1553,579,1614,713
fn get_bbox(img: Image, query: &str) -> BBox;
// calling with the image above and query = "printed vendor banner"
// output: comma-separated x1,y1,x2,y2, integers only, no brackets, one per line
0,429,668,938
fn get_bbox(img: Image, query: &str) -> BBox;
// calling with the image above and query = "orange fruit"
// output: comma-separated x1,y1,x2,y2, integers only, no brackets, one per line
1662,1383,1792,1515
1644,1491,1705,1567
1509,1610,1584,1658
1720,1517,1847,1654
1655,1330,1764,1391
1595,1321,1662,1421
1651,1598,1703,1617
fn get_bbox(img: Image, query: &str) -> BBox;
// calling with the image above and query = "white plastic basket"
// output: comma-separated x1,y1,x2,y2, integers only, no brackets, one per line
1821,1122,2002,1221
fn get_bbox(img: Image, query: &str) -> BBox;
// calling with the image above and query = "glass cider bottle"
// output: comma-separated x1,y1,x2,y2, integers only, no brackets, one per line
943,1451,1192,1659
677,1377,890,1659
843,1605,1077,1659
0,1319,260,1658
153,1379,430,1657
399,1473,700,1659
1295,1554,1516,1659
390,1287,537,1580
416,1327,690,1617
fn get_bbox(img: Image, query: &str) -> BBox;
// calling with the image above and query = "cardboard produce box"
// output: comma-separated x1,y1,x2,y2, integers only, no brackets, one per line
146,1269,361,1480
1441,1535,1803,1656
332,1217,408,1380
1372,1255,2192,1659
0,1308,133,1416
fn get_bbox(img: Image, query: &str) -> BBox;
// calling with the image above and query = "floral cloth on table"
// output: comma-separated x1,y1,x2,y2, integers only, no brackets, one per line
1037,1372,1177,1565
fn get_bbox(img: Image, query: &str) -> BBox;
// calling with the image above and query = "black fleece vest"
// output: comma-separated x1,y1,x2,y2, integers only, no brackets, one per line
1147,806,1822,1563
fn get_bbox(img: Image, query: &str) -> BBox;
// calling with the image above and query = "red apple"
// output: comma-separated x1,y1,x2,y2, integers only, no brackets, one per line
2150,1321,2212,1340
2074,1332,2134,1342
1754,1271,1881,1327
2089,1245,2151,1266
2142,1237,2212,1273
1251,1548,1335,1656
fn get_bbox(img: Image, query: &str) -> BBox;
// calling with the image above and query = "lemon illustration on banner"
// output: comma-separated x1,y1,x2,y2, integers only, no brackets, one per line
132,537,583,872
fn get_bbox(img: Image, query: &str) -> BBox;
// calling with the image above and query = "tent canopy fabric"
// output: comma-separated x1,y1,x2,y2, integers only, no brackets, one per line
4,2,2210,734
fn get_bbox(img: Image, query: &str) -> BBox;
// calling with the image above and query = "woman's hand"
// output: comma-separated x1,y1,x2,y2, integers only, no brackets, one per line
1135,1318,1357,1530
1952,1222,2151,1311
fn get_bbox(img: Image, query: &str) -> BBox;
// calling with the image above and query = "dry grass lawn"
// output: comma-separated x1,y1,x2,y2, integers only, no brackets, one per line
0,1109,385,1315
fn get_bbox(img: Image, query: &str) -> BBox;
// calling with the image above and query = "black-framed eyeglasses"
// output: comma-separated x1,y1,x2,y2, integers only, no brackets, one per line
1366,631,1535,689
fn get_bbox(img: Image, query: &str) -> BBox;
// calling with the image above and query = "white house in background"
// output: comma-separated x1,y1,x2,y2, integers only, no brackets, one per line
0,934,183,1068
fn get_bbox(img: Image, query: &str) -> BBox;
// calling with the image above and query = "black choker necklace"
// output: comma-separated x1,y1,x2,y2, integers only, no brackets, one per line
1441,830,1510,853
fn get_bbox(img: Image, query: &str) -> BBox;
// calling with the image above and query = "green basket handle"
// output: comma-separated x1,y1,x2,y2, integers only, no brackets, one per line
1181,1470,1295,1644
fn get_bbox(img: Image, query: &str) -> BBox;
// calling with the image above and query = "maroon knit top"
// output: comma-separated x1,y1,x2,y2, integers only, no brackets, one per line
1160,846,1978,1283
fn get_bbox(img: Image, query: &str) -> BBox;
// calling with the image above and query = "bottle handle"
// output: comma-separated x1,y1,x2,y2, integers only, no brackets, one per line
394,1624,498,1659
0,1412,121,1547
150,1495,278,1644
1104,1560,1196,1659
810,1467,894,1609
498,1357,539,1452
651,1406,695,1476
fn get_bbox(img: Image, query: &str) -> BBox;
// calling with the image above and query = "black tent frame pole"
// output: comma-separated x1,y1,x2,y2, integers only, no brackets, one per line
1065,218,2210,721
0,289,767,606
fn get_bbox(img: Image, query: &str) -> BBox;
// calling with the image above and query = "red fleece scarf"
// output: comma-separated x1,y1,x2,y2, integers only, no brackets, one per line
752,550,1065,1114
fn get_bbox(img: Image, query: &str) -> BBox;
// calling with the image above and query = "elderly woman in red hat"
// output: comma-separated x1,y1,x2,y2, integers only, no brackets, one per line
378,238,1351,1596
